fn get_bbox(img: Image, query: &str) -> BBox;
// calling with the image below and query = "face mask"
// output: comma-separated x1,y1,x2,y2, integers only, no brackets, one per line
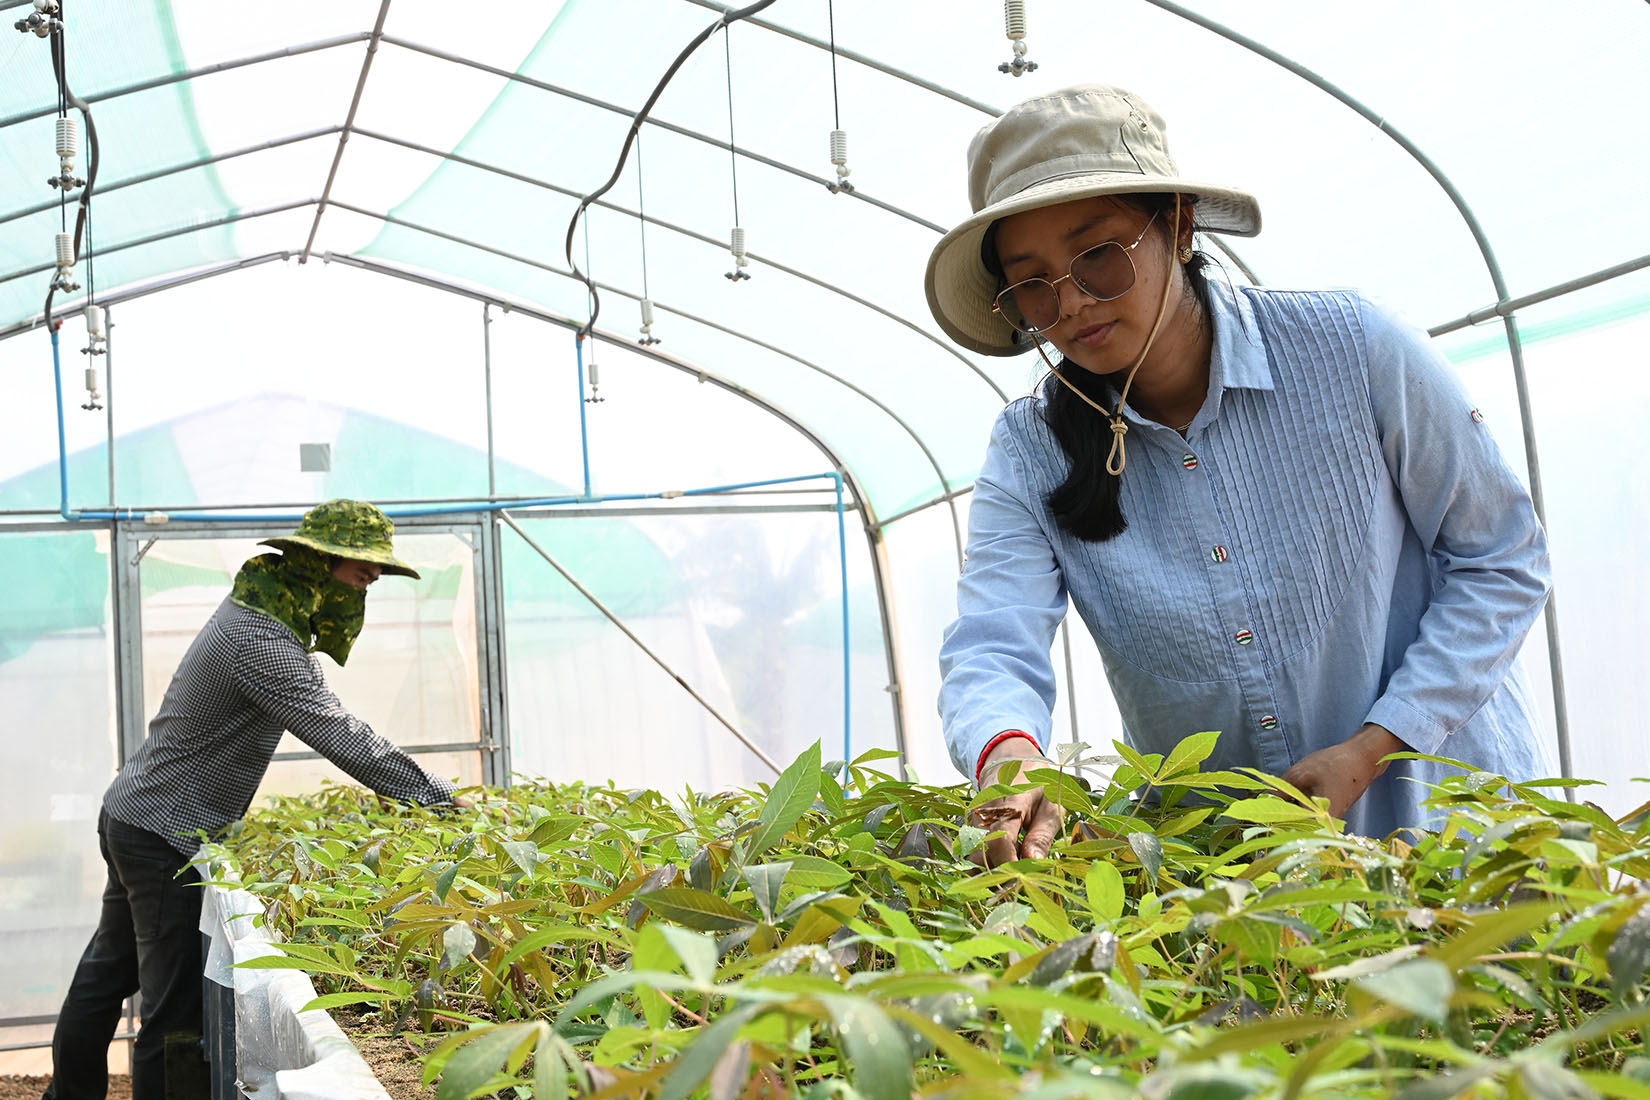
231,547,366,665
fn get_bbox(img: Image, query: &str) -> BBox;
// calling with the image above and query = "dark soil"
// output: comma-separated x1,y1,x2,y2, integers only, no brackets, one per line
334,1012,439,1100
0,1075,130,1100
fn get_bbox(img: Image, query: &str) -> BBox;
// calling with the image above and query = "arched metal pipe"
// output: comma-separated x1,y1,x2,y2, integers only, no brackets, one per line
1143,0,1573,779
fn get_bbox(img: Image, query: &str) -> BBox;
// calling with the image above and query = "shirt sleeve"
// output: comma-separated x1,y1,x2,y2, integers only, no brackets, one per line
1358,295,1551,754
939,409,1067,778
232,632,458,805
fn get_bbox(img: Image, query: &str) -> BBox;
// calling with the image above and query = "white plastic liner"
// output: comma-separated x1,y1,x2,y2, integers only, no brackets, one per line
199,876,392,1100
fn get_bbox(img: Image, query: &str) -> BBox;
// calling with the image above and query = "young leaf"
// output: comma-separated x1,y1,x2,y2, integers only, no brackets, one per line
1128,832,1164,882
639,887,757,932
297,991,395,1013
434,861,460,904
656,924,719,986
1162,730,1221,778
655,1003,764,1100
435,1021,542,1100
1085,860,1125,921
742,862,792,923
1353,957,1454,1023
439,922,478,972
499,840,539,880
746,741,822,856
819,993,913,1100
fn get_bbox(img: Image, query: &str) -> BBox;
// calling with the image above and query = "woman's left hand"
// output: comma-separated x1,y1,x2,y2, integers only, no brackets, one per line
1280,723,1406,819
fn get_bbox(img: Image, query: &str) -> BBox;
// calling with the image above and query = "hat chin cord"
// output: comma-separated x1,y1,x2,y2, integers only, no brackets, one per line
1031,195,1182,477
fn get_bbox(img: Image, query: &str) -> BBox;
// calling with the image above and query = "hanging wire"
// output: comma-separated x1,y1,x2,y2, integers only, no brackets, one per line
636,136,651,301
827,0,841,130
583,209,594,321
723,25,741,227
42,0,101,330
723,22,750,280
562,0,782,335
825,0,853,194
636,135,660,345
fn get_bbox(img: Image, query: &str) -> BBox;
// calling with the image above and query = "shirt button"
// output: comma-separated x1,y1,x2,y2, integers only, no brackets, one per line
1181,453,1199,470
1234,629,1254,645
1259,714,1278,729
1210,545,1228,562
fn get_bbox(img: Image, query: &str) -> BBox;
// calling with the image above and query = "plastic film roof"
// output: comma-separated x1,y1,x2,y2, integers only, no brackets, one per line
5,0,1643,527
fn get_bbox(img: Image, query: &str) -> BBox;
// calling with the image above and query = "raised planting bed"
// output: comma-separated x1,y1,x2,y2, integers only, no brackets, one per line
208,736,1650,1099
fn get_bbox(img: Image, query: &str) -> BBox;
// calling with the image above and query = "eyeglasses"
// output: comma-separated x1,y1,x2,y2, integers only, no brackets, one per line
992,210,1161,336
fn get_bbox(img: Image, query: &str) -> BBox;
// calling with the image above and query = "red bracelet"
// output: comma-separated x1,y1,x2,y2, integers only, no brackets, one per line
975,730,1041,785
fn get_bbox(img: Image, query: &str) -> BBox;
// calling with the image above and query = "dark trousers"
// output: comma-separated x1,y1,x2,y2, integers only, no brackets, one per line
44,809,203,1100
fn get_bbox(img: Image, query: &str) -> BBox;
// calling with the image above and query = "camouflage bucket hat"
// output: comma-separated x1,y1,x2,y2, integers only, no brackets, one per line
261,499,421,579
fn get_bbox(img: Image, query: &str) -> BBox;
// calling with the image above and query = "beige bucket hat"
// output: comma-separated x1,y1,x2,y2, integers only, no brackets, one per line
925,84,1262,357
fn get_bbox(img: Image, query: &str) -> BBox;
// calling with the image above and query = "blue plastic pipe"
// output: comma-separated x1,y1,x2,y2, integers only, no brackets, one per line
834,471,851,766
574,333,592,499
51,331,858,763
51,325,76,520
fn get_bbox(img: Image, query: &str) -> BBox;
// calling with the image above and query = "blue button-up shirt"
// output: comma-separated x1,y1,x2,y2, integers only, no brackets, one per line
939,280,1552,837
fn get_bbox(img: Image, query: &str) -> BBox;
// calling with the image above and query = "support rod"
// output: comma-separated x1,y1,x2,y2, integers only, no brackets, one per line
300,0,392,263
0,127,342,229
1143,0,1573,782
1430,252,1650,337
324,201,966,564
499,509,781,775
482,303,496,497
324,251,910,760
349,126,1006,401
0,202,315,288
0,254,291,343
0,34,370,132
378,35,945,234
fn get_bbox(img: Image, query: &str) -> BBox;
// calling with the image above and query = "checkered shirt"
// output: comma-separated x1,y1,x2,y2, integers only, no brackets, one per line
104,597,457,855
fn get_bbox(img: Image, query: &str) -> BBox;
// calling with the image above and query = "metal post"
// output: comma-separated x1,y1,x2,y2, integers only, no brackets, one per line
104,307,116,506
482,302,496,498
1060,618,1079,744
834,472,851,765
475,516,512,788
114,523,147,762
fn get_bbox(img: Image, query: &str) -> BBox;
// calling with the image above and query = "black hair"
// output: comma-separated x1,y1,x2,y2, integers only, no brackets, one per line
984,192,1214,542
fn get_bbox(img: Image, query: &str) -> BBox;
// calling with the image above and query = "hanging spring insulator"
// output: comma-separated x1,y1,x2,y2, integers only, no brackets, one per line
81,304,106,356
48,117,85,191
56,115,77,167
638,297,660,346
998,0,1037,76
827,129,854,194
725,226,751,281
81,365,102,411
53,230,79,290
584,351,604,404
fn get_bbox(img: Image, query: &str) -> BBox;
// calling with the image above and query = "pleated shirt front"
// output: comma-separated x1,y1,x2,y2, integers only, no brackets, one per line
939,280,1553,837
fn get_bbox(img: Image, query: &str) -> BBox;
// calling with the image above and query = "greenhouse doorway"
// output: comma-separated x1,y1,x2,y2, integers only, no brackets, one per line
110,514,510,795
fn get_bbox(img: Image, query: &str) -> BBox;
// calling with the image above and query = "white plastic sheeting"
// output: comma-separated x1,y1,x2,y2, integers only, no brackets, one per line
199,876,391,1100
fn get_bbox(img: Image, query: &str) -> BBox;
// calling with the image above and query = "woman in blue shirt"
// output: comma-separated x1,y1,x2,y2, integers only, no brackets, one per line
926,84,1551,863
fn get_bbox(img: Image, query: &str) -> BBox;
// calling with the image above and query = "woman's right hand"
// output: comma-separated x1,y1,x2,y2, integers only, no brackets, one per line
973,740,1065,865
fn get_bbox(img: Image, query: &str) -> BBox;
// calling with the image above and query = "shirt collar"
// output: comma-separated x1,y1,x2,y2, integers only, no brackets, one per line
1111,277,1272,432
1207,277,1274,394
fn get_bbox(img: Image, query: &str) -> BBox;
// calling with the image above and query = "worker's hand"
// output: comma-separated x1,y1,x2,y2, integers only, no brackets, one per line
1279,723,1406,820
450,795,475,810
972,740,1064,866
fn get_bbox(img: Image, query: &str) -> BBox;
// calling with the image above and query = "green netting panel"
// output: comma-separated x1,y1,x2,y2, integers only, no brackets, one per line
1,2,240,324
